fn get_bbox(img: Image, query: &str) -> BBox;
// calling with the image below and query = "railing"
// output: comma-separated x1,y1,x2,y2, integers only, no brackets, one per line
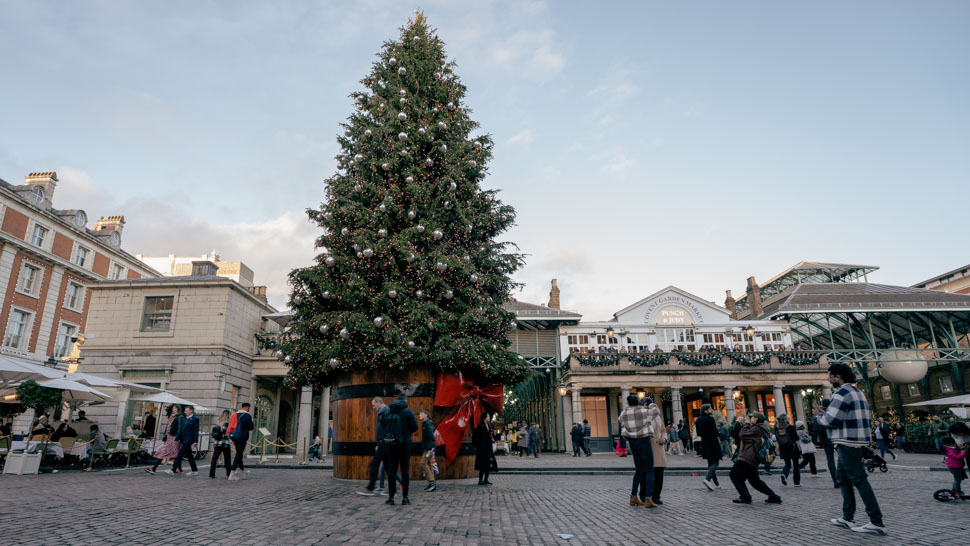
254,331,282,356
565,350,828,373
825,348,969,363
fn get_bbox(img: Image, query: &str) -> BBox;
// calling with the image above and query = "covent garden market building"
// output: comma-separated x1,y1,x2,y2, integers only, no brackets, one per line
503,262,970,453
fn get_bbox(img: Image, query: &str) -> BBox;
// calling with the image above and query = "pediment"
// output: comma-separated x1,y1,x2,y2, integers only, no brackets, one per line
613,286,731,325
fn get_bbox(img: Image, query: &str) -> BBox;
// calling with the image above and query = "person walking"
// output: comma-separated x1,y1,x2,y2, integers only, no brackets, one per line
583,419,592,456
667,424,681,455
646,398,668,505
145,404,181,474
892,421,905,452
795,420,818,478
696,404,722,491
532,425,544,458
528,424,538,458
227,402,254,481
811,399,840,488
932,415,949,454
678,420,690,453
517,424,530,457
359,397,390,496
774,414,800,487
382,394,418,506
169,405,199,476
817,363,887,535
729,412,782,505
473,413,494,486
719,421,732,460
570,423,583,457
418,409,437,492
873,417,896,461
208,410,232,479
619,395,659,507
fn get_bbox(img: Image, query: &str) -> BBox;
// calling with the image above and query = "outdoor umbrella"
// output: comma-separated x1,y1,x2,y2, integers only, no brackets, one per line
65,372,161,393
129,391,210,458
904,394,970,407
0,356,62,388
34,377,112,402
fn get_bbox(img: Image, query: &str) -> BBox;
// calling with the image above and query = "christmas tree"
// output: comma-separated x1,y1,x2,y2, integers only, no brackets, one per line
279,14,527,389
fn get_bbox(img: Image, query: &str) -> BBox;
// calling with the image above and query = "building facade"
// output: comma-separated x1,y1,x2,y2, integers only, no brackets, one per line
0,171,158,370
136,251,255,287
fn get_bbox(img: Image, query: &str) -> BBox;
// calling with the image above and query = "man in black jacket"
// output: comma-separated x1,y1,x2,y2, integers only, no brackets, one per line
382,394,419,505
359,397,389,496
228,402,255,481
419,409,437,492
696,404,722,491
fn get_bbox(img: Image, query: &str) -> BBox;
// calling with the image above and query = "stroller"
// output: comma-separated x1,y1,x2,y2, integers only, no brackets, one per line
862,445,889,473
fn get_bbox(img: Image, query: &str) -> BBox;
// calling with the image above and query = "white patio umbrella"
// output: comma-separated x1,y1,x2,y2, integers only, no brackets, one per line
0,356,63,388
904,393,970,407
65,372,161,393
128,392,209,412
34,377,112,402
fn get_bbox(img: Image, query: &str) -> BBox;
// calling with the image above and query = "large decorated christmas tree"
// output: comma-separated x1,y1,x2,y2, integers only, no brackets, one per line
278,14,528,390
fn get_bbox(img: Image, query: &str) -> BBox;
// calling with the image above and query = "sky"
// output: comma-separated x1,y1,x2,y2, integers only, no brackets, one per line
1,1,968,320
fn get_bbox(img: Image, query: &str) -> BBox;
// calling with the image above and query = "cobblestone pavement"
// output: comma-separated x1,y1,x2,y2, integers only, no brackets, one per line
0,465,965,545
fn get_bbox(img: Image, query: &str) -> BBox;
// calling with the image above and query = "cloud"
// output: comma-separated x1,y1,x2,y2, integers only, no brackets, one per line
505,129,535,147
593,147,635,174
486,29,565,79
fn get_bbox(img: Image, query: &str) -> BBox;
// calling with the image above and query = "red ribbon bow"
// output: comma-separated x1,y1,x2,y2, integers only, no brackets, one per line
433,371,503,464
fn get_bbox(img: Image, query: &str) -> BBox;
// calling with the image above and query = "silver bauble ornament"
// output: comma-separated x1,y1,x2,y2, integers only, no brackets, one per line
406,253,416,263
432,106,439,113
510,321,517,328
439,144,447,152
322,290,331,299
325,256,336,266
329,358,340,366
444,200,452,209
492,344,497,350
405,176,414,183
341,227,349,236
357,252,363,258
399,97,407,104
382,163,390,170
364,129,372,137
374,316,384,327
398,67,406,75
415,290,424,298
473,141,482,150
407,340,416,349
463,255,471,262
444,290,454,299
319,324,330,334
275,350,284,361
388,290,397,298
466,224,473,232
417,127,426,135
354,184,363,192
449,182,457,190
470,274,480,282
339,328,349,339
293,295,303,305
438,121,447,129
363,248,374,258
398,132,407,141
477,172,486,180
344,128,351,137
468,160,477,168
398,112,407,121
378,228,387,237
425,158,434,167
407,210,416,219
398,88,406,95
399,149,408,157
353,243,360,251
447,102,455,110
435,262,447,272
285,355,292,363
389,57,397,66
354,154,363,162
432,230,443,240
416,225,425,233
378,203,386,213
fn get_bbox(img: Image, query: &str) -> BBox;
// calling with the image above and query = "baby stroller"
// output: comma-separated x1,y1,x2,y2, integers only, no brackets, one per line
862,446,888,473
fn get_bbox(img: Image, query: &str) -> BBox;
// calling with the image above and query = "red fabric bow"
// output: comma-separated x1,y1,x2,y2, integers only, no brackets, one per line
433,371,503,464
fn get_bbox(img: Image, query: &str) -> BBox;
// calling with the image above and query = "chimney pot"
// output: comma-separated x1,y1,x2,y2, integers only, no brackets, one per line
745,276,764,318
548,278,561,310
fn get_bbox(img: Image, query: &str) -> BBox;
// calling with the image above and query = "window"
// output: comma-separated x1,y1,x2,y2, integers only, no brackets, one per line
73,246,90,267
939,375,955,394
567,334,590,354
141,296,174,332
19,264,40,295
64,282,83,310
580,395,608,437
657,328,695,352
55,323,77,357
907,384,920,397
110,264,125,280
31,186,44,204
30,224,49,247
74,211,86,227
880,384,892,401
4,310,31,349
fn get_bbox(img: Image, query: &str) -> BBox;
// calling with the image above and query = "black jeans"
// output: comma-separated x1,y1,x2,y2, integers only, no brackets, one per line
172,442,197,473
209,445,232,478
628,437,654,501
651,467,665,502
385,444,411,499
583,438,591,455
782,453,800,485
799,453,818,475
572,439,581,456
730,461,778,501
231,438,247,472
837,445,883,526
822,442,839,485
366,444,389,490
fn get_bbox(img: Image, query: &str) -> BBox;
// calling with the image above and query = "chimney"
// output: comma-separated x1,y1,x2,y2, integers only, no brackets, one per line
548,278,561,309
745,276,764,318
25,172,58,200
190,260,219,277
246,285,269,303
92,216,125,236
724,289,737,319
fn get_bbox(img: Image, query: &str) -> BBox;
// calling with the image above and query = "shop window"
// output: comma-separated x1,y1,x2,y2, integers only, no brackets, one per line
580,395,608,437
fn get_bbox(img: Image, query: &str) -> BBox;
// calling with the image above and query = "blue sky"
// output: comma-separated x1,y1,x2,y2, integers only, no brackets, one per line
1,1,967,318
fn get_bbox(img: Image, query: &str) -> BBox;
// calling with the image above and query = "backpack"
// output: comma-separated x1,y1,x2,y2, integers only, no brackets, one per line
756,430,774,465
380,411,402,446
775,428,792,447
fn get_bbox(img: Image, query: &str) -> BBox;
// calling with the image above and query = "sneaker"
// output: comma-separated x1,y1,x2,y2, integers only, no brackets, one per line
851,523,887,535
357,489,376,496
163,469,175,475
732,497,752,504
144,468,155,474
385,498,395,505
228,471,238,481
765,496,782,504
781,475,787,486
715,484,722,490
794,484,802,488
830,517,855,529
401,497,410,505
187,471,198,476
703,479,715,491
424,484,437,492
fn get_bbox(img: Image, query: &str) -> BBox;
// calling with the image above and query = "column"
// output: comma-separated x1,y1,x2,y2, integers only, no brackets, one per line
671,387,683,426
620,386,631,404
318,387,330,454
606,389,619,436
561,389,572,448
772,385,787,418
296,386,313,454
571,386,583,425
821,383,832,400
792,388,806,424
723,386,737,424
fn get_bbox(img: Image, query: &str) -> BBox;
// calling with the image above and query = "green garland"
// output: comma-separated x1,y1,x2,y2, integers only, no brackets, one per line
569,351,822,369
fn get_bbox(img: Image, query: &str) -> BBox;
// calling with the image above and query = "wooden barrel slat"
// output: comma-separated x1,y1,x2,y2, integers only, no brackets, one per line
332,367,475,480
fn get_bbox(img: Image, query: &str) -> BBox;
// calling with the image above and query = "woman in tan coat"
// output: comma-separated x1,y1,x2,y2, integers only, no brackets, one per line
642,397,668,505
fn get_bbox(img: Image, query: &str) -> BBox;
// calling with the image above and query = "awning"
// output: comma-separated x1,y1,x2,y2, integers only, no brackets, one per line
904,394,970,407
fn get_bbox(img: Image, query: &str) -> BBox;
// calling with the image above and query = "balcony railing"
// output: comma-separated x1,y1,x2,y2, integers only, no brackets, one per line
565,350,828,373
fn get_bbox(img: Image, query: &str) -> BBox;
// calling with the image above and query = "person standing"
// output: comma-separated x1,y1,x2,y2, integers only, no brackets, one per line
618,395,659,507
942,437,968,495
532,425,544,458
678,420,690,453
817,363,887,535
359,397,389,496
141,411,156,439
169,406,199,476
729,413,782,505
583,419,592,456
873,417,896,461
811,399,840,488
646,398,668,505
795,420,818,478
527,424,538,458
473,413,494,486
774,414,800,487
418,409,437,492
517,424,530,457
932,415,949,454
696,404,722,491
209,411,232,479
719,421,732,459
570,423,583,457
892,421,905,452
667,424,681,455
382,394,418,506
227,402,254,481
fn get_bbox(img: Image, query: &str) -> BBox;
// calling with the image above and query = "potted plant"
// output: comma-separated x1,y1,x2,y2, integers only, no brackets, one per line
3,380,61,475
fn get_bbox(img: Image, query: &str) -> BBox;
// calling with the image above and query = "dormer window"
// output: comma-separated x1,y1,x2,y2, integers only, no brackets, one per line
110,231,120,247
74,211,86,228
31,186,44,204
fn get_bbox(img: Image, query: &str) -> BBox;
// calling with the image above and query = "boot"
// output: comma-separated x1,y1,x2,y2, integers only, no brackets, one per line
641,498,658,508
630,496,645,506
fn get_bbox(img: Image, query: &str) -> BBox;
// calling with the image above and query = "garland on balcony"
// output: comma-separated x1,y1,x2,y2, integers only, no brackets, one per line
670,352,723,367
255,333,278,351
777,352,823,366
722,352,774,367
570,351,823,369
627,353,671,367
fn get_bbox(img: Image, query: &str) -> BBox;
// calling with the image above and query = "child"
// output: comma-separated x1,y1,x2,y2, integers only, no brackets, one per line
308,435,323,462
942,437,968,494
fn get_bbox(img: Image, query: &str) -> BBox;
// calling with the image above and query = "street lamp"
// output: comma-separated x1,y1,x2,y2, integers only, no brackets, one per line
558,382,569,396
606,327,615,338
744,325,755,337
